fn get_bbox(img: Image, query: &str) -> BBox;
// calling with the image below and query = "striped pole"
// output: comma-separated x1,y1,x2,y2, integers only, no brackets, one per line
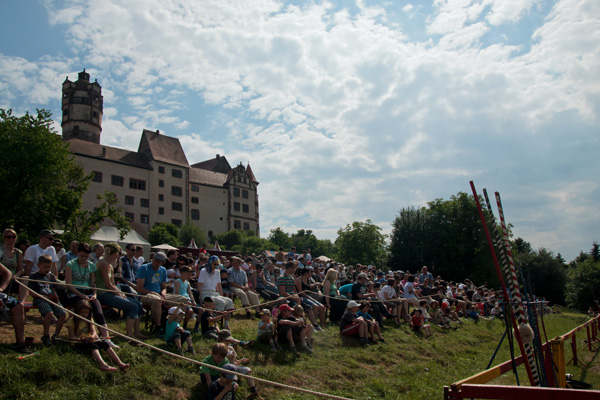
494,191,540,386
469,181,536,386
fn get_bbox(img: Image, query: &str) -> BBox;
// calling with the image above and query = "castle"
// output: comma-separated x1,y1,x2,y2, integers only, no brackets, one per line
61,70,259,241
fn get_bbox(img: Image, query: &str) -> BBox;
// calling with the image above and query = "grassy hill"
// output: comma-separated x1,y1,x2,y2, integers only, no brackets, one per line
1,307,598,399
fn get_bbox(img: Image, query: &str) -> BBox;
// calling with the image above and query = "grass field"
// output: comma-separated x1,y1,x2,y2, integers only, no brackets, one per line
1,306,599,400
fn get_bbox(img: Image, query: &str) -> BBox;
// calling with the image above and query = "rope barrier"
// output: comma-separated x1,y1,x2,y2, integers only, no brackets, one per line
13,278,355,400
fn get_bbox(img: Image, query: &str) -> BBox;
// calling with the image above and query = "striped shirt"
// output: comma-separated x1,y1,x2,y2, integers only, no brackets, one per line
277,274,296,295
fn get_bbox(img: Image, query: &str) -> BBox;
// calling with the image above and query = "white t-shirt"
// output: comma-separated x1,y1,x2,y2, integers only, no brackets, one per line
198,267,221,292
379,285,396,301
24,244,58,274
56,248,67,271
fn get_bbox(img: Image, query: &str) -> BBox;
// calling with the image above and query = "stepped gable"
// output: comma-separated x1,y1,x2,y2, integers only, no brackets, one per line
138,129,189,167
66,138,151,169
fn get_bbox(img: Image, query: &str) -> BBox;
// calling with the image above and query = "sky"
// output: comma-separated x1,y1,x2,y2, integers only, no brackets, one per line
0,0,598,262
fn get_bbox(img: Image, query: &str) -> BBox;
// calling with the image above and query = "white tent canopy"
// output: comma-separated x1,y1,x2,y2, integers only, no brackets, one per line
90,226,151,260
152,243,178,251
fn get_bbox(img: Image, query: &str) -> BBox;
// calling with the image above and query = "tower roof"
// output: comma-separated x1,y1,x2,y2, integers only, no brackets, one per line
138,129,189,167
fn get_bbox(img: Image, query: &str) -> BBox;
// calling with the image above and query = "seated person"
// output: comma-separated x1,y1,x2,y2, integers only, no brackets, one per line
0,262,28,353
205,364,239,400
357,301,384,344
217,330,259,397
275,303,312,354
165,303,194,355
410,308,432,337
339,300,370,346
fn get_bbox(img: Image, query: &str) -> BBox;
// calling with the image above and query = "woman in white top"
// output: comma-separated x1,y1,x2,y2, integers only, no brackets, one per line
378,278,403,323
196,255,233,329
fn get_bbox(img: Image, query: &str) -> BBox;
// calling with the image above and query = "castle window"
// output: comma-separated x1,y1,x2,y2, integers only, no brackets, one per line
159,194,164,201
242,204,249,213
242,190,249,199
191,197,199,204
125,196,134,205
191,209,199,220
111,175,124,187
159,180,164,187
141,215,149,224
208,230,213,237
233,188,240,197
234,220,241,229
172,202,183,212
125,212,134,222
159,207,164,215
171,186,182,197
172,219,182,227
191,185,199,192
129,178,146,191
243,222,250,230
172,169,183,178
141,198,149,208
92,171,102,183
234,202,240,212
158,166,165,174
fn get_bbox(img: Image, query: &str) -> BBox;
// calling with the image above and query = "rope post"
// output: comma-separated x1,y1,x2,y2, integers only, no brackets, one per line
550,338,566,388
587,325,592,351
571,334,578,366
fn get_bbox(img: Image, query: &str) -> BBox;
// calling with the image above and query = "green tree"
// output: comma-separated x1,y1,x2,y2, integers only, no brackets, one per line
62,191,131,244
518,247,567,306
388,192,496,284
214,229,255,250
290,229,320,255
148,222,180,247
335,220,388,266
0,109,90,234
566,257,600,311
313,238,335,259
179,219,205,248
267,227,290,249
241,236,277,255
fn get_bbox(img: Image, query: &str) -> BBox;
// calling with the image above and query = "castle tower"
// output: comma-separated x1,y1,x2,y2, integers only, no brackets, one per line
61,69,103,143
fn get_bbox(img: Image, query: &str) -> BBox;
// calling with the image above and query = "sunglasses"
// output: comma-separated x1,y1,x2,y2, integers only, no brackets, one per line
46,236,54,241
4,235,16,239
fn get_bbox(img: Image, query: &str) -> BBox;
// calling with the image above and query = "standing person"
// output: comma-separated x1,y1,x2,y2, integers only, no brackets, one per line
1,228,26,301
28,255,67,346
197,255,233,329
24,229,58,276
0,262,29,353
228,257,261,318
96,242,146,340
65,242,114,346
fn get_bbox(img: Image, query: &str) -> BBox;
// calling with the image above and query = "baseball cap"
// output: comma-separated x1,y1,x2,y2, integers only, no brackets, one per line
153,251,167,261
278,304,293,313
168,306,185,315
39,229,56,238
222,364,238,381
346,301,360,309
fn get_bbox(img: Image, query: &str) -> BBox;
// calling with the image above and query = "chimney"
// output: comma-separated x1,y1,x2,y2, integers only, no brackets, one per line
101,147,106,158
216,154,220,159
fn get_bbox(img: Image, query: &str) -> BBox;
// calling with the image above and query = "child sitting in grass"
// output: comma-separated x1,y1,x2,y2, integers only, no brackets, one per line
66,300,129,372
276,303,313,354
357,301,385,344
257,308,278,352
217,330,259,397
166,303,195,355
205,364,239,400
28,255,67,346
196,296,224,339
339,300,371,347
201,343,230,387
410,308,432,337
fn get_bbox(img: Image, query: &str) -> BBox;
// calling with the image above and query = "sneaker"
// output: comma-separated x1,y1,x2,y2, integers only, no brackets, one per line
270,345,277,352
313,325,323,332
276,343,283,351
104,338,120,350
240,340,255,348
15,342,32,354
246,311,252,319
290,346,298,355
41,335,53,347
186,347,196,355
178,347,184,355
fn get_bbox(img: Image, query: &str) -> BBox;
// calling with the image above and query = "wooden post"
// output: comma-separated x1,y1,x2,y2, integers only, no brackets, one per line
587,325,592,351
571,334,578,366
550,338,566,388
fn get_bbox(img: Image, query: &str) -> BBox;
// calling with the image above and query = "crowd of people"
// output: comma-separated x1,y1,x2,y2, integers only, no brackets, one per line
1,230,524,399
